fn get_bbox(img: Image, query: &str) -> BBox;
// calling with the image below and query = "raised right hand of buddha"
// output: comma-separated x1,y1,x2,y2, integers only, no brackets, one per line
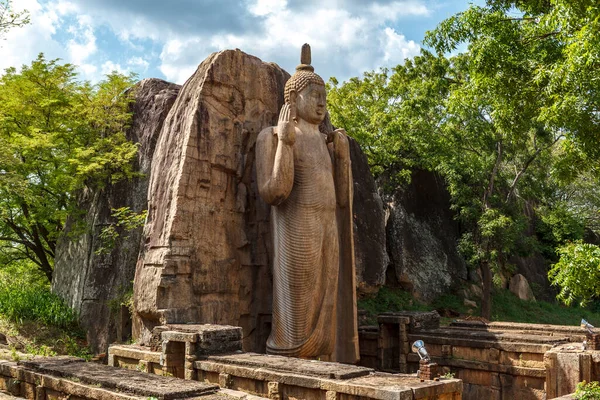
277,103,296,146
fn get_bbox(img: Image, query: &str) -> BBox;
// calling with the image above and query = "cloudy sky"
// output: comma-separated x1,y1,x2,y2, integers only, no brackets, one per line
1,0,481,85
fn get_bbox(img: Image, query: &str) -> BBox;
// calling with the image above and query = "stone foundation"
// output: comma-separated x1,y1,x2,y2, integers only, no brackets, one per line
108,324,462,400
358,313,600,400
0,356,257,399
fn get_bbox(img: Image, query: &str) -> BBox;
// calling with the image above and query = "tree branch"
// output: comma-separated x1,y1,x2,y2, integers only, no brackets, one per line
505,134,564,203
483,140,503,210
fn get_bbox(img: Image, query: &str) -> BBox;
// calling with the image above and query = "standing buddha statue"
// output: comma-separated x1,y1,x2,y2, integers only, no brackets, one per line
256,44,359,363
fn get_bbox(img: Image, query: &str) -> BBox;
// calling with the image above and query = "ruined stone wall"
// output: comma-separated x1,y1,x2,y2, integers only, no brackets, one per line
359,315,600,400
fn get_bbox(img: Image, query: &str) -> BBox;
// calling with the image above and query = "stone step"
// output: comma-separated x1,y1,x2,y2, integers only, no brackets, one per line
19,357,219,399
206,352,373,379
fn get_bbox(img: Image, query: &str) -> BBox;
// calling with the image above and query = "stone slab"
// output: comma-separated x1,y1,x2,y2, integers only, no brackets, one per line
0,392,22,400
406,353,547,378
379,312,439,332
196,358,461,400
206,353,373,379
407,332,562,353
450,320,586,339
19,357,218,399
414,328,569,344
109,344,161,363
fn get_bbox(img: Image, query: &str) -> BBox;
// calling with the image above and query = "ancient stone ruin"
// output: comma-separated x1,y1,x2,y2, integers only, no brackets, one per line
52,52,467,356
39,47,599,400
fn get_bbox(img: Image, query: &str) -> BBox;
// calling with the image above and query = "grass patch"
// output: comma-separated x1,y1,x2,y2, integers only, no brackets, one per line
0,280,78,330
358,287,470,325
491,289,600,326
0,267,92,360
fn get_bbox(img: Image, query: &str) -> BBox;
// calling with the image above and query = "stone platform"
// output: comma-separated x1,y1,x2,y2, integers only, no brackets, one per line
108,323,463,400
0,357,266,400
197,352,462,400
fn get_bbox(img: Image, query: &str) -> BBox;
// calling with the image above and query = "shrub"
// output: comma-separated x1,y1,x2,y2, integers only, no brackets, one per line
0,279,78,329
575,381,600,400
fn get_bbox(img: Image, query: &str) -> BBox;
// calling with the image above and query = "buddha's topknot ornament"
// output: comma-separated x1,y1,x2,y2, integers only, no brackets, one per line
284,43,325,103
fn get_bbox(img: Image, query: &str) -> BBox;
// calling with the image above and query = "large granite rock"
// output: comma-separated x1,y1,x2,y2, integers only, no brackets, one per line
52,79,181,352
509,273,536,302
385,169,467,302
349,138,388,293
132,49,388,352
132,50,289,351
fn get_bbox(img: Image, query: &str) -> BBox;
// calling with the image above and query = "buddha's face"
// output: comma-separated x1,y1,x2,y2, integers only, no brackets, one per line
295,83,327,124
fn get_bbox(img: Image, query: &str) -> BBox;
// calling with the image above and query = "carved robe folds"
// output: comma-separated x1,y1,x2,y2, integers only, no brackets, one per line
256,124,359,363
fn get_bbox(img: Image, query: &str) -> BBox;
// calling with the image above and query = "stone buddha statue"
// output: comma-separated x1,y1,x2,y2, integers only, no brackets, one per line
256,44,359,363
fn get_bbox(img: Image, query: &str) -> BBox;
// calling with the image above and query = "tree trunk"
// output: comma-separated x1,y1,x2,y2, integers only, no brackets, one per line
480,260,492,320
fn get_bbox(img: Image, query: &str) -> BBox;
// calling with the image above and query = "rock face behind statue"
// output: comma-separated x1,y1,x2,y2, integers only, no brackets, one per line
52,79,181,352
133,50,289,350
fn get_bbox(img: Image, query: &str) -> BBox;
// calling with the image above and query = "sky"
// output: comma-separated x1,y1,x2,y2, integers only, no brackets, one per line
0,0,481,85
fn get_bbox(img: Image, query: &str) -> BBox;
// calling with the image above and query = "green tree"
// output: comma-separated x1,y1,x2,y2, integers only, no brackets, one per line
330,49,562,318
329,0,599,319
549,241,600,307
0,54,138,281
0,0,29,39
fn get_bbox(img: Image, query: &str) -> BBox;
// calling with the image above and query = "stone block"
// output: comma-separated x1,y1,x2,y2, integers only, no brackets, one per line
161,331,198,343
587,333,600,350
379,311,440,332
267,381,281,400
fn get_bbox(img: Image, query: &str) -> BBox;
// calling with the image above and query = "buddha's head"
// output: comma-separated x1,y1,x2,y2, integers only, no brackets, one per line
284,44,327,125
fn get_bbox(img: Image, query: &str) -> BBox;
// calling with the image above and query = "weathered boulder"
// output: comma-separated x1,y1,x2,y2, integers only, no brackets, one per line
509,273,536,302
385,169,467,302
132,50,289,351
349,138,388,294
52,79,181,352
131,49,388,352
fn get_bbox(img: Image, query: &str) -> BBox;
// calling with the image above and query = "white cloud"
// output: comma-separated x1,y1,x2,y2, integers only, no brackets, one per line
381,27,420,65
249,0,288,16
101,60,127,76
159,38,205,84
1,0,430,85
369,1,430,21
66,15,97,66
156,1,426,84
0,0,63,73
127,56,150,72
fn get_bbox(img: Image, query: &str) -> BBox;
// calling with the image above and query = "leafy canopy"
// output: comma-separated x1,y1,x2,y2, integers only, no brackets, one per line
328,0,600,317
0,54,138,281
0,0,29,39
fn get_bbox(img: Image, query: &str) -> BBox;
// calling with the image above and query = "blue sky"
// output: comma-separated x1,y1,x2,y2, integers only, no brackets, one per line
1,0,482,85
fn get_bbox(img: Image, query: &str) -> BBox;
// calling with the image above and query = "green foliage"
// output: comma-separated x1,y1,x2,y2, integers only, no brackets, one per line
491,288,600,325
106,283,134,316
0,0,29,39
441,371,456,379
96,207,147,255
359,286,600,326
358,287,430,323
329,0,600,318
0,278,77,329
575,381,600,400
0,54,138,281
549,241,600,307
358,287,471,325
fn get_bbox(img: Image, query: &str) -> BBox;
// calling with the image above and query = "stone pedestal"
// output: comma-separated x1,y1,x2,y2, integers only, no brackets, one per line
419,359,439,381
587,333,600,350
